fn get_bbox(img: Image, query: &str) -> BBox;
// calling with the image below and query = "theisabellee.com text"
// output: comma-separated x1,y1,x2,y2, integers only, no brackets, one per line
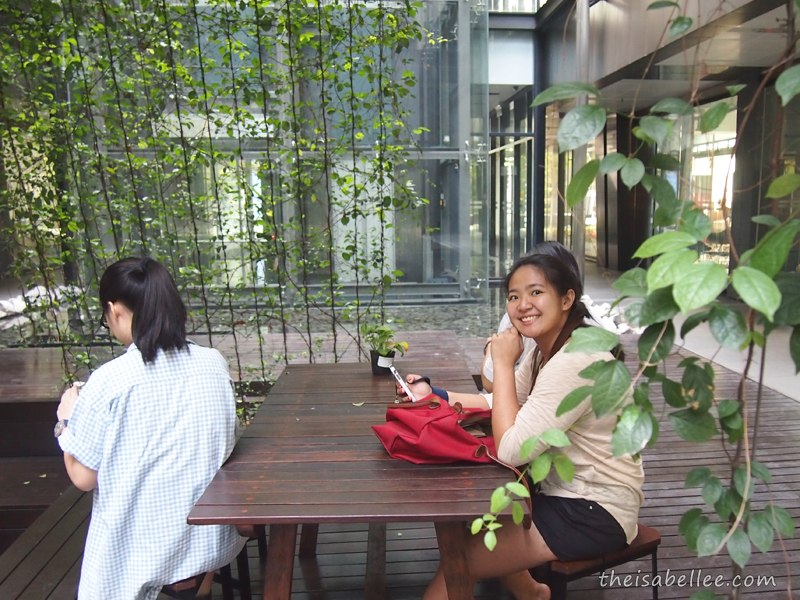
599,569,776,589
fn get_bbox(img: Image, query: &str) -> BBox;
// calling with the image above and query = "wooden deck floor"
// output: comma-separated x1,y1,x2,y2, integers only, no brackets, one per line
1,332,798,599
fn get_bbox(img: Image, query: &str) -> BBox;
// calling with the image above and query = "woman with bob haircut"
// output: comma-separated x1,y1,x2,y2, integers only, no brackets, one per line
402,253,644,600
55,257,242,600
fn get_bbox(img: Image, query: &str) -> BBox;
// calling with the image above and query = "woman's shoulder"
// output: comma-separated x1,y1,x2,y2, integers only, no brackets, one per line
544,344,615,373
185,343,230,372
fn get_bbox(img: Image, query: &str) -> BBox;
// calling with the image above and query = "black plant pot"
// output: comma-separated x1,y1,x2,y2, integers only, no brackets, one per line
370,350,395,375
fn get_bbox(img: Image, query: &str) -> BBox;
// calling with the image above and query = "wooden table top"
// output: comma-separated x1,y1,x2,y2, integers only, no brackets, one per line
188,358,513,526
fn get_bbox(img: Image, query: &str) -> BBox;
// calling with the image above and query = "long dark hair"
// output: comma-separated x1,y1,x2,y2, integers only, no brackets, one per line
99,257,188,363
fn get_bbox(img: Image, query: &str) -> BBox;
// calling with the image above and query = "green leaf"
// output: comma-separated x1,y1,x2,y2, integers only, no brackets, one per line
623,298,646,328
684,513,710,551
669,15,693,38
632,126,656,146
774,274,800,326
519,435,540,462
681,309,711,339
639,116,671,146
792,326,800,374
673,262,729,313
733,467,755,499
701,476,723,506
649,175,680,209
529,452,552,483
611,404,653,457
639,286,681,327
634,231,697,258
749,221,800,277
653,204,682,228
696,522,727,557
591,360,632,417
651,97,693,116
752,214,782,228
541,429,571,448
748,513,774,553
708,306,748,349
553,453,575,482
558,105,607,152
599,152,627,174
727,84,746,97
490,487,510,513
647,248,698,292
662,377,686,408
638,321,675,363
678,508,703,534
751,461,773,483
532,82,601,107
484,530,497,551
680,207,713,240
731,266,782,321
471,518,484,535
699,101,730,133
727,528,751,568
565,327,620,354
556,386,592,417
505,482,530,498
669,408,718,442
765,173,800,198
685,466,711,488
647,0,680,9
566,160,600,208
620,158,645,189
775,64,800,106
764,504,795,538
649,153,682,171
579,360,609,380
716,399,739,419
512,501,525,525
612,268,648,298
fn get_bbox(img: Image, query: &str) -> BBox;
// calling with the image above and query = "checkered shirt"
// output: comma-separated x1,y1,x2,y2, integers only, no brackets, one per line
58,342,242,600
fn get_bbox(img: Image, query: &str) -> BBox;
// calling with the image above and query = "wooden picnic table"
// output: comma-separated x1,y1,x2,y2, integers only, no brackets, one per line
187,358,514,600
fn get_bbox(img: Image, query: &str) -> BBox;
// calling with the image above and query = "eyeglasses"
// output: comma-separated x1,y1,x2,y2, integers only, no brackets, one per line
100,311,109,330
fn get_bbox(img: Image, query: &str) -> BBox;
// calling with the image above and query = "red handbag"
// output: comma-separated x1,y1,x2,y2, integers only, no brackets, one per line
372,394,497,465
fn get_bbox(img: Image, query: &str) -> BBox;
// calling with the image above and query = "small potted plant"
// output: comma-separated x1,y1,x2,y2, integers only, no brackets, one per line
360,321,409,375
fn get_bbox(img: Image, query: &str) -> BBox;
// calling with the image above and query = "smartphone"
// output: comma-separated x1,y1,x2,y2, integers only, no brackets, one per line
389,365,418,402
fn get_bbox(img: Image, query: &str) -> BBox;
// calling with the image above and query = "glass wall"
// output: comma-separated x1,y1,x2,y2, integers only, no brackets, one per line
660,97,737,266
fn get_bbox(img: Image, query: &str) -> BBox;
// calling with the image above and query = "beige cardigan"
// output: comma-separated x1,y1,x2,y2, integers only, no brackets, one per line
483,346,644,544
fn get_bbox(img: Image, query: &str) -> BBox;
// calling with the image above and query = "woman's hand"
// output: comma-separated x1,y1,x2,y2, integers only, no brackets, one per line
57,384,81,421
398,373,433,401
491,327,524,370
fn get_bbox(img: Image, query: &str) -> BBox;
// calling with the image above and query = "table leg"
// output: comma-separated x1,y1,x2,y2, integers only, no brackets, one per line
434,521,473,600
298,523,319,558
364,522,387,600
263,523,297,600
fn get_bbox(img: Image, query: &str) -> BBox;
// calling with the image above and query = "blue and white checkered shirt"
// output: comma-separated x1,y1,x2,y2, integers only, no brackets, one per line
59,342,242,600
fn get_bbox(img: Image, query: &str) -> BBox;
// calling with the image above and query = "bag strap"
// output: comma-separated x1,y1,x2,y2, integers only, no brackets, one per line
387,398,441,409
458,412,491,428
474,445,533,530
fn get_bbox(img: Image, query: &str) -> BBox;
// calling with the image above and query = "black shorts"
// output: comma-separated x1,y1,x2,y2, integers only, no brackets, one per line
531,494,627,562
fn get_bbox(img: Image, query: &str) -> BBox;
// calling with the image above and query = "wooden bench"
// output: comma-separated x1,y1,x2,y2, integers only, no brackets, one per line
536,524,661,600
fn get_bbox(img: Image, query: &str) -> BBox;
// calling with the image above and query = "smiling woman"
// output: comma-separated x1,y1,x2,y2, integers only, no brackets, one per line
407,253,644,600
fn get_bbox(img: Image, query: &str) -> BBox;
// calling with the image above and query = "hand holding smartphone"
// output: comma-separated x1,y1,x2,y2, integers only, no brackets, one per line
389,365,418,402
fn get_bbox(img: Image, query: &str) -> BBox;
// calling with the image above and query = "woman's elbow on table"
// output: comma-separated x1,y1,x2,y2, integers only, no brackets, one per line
64,452,98,491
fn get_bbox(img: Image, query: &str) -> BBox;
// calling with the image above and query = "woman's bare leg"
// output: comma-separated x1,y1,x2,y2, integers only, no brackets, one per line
422,520,557,600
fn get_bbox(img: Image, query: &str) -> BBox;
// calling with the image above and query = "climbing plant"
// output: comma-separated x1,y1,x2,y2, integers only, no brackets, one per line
0,0,431,381
474,2,798,599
